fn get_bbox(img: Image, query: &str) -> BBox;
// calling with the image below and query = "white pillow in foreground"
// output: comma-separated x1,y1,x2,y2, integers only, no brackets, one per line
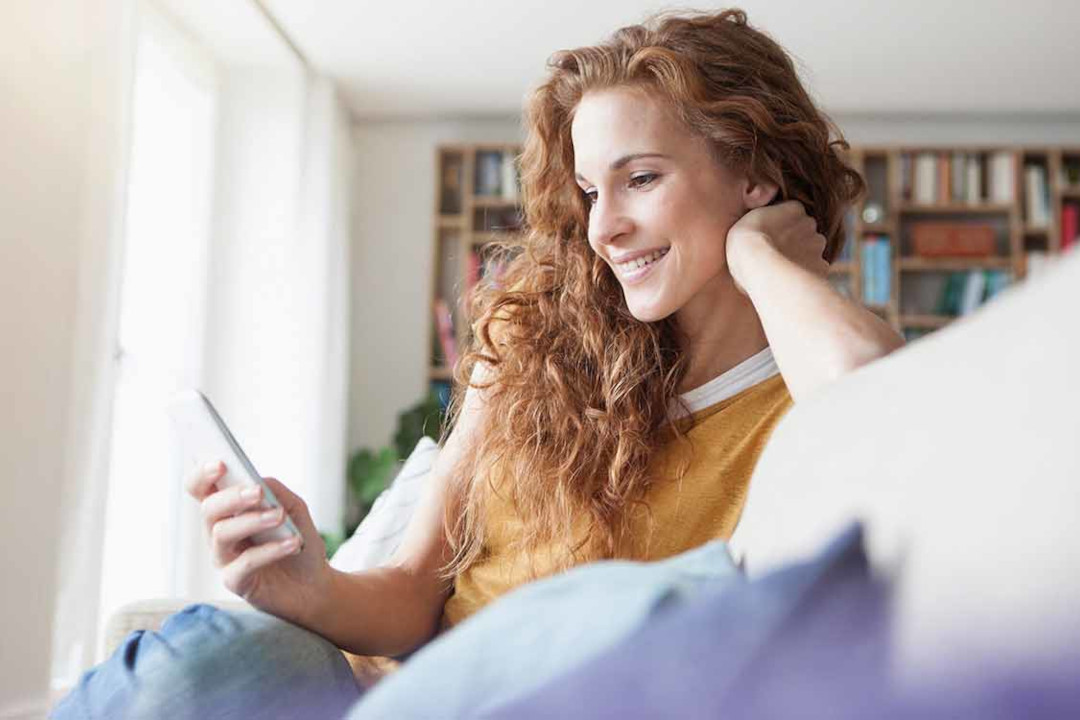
731,249,1080,688
330,437,440,572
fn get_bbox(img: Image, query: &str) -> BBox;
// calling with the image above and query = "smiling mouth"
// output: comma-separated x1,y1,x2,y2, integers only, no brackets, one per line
614,248,670,275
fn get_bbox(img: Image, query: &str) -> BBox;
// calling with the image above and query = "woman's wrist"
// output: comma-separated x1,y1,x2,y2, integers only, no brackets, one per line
294,562,341,631
727,231,781,297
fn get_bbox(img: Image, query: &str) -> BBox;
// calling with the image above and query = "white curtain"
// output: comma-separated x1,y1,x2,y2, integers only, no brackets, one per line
176,68,354,602
50,6,355,692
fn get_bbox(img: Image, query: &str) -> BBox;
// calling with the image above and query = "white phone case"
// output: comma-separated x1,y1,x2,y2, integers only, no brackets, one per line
167,389,302,546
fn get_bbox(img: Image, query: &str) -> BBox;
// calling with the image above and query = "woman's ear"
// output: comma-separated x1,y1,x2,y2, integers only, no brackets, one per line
744,177,780,209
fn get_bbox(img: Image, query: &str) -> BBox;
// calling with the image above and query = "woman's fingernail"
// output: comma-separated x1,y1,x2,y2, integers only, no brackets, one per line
203,461,222,475
241,486,261,501
261,508,281,523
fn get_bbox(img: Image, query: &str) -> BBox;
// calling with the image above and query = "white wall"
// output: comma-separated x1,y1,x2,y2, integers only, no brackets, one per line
833,112,1080,146
1,1,129,716
346,113,1080,454
347,118,522,452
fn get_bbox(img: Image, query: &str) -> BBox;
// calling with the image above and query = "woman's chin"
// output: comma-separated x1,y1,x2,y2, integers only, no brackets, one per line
625,295,673,324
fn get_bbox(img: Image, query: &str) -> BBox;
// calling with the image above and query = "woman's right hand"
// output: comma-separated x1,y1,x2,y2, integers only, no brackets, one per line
185,461,332,625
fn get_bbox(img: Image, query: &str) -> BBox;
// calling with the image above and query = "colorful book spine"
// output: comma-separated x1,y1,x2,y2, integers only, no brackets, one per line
951,152,965,204
860,236,891,306
938,152,951,205
914,153,937,205
433,299,458,369
990,151,1015,204
1024,165,1051,227
861,239,877,305
984,270,1012,302
877,237,892,306
1061,202,1078,252
965,154,983,205
958,271,988,315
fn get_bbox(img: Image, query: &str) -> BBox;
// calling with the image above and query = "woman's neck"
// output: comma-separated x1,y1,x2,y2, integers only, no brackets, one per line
675,272,769,394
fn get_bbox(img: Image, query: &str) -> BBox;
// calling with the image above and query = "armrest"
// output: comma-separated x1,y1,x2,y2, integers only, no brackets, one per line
103,598,249,657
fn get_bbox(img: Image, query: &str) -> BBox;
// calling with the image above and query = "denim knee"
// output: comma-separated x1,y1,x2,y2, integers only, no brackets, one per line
52,603,361,720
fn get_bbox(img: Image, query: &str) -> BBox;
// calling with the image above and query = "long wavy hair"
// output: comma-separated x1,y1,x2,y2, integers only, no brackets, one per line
440,8,866,579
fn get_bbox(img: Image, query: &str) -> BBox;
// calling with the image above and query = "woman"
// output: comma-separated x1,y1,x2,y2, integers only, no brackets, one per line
53,8,902,718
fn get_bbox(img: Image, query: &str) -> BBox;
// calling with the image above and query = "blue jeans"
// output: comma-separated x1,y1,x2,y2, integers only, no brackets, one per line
51,604,362,719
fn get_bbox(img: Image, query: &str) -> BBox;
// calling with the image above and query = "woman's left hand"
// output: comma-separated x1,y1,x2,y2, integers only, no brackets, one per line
726,200,829,296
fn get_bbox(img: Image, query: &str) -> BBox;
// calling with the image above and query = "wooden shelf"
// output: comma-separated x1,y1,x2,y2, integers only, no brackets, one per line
473,195,520,208
861,222,894,234
1061,188,1080,200
431,145,525,385
898,257,1013,272
901,314,954,329
472,230,520,245
429,366,453,381
1022,225,1050,235
899,203,1014,214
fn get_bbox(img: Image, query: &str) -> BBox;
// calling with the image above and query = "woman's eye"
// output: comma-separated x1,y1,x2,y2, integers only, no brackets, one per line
629,172,657,188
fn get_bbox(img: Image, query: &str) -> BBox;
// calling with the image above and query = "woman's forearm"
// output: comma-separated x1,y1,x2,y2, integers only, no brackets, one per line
298,564,450,658
736,239,904,402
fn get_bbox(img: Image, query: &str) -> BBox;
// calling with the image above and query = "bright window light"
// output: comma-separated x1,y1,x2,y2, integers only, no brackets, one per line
97,10,217,646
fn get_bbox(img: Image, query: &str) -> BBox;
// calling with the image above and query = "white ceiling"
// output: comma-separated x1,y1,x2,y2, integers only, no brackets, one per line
175,0,1080,120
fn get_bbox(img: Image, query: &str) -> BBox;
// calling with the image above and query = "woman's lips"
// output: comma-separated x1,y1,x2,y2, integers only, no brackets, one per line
614,247,670,284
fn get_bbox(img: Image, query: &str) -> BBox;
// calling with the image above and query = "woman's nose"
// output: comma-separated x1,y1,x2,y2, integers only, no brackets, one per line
588,196,633,247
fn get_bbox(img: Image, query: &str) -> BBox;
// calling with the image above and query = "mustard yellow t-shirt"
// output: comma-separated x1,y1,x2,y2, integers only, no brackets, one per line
442,369,793,628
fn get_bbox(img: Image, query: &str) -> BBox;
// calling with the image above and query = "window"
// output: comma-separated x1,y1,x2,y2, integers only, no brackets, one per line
97,7,218,640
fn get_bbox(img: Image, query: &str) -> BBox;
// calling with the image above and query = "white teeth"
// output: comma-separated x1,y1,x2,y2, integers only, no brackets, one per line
616,248,668,274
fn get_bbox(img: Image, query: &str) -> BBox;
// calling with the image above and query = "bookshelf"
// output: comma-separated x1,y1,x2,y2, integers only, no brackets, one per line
431,144,1080,393
430,144,524,401
831,146,1080,342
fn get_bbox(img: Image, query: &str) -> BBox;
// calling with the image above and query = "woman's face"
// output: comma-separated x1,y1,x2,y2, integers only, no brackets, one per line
571,86,775,323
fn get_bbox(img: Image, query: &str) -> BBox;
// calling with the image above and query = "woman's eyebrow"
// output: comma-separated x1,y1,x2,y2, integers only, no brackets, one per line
575,152,671,183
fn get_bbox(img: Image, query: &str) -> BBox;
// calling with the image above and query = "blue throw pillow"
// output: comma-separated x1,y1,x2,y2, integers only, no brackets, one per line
346,539,741,719
485,522,884,719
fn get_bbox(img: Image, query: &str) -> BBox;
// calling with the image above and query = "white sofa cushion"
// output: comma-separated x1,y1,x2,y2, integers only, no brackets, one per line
731,249,1080,687
330,437,439,572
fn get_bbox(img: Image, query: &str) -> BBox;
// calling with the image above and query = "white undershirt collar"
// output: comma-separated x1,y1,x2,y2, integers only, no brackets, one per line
675,346,780,416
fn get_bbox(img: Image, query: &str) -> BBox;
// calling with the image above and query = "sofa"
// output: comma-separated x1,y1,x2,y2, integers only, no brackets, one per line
107,248,1080,712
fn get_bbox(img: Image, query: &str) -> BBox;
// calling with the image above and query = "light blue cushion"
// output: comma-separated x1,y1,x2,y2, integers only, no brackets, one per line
347,539,741,719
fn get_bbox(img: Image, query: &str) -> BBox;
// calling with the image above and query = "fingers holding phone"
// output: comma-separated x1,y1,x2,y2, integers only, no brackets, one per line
183,462,328,621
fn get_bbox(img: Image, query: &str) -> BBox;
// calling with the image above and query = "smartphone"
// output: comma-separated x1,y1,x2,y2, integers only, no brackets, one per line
167,389,302,547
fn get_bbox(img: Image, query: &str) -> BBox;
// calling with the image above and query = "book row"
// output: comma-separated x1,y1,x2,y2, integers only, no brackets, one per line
932,270,1012,317
475,150,521,200
900,151,1015,206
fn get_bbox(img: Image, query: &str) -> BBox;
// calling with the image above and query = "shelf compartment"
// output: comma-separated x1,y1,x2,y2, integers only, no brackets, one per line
862,222,894,234
438,151,465,215
899,203,1014,214
899,257,1012,272
429,366,454,381
901,314,954,329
